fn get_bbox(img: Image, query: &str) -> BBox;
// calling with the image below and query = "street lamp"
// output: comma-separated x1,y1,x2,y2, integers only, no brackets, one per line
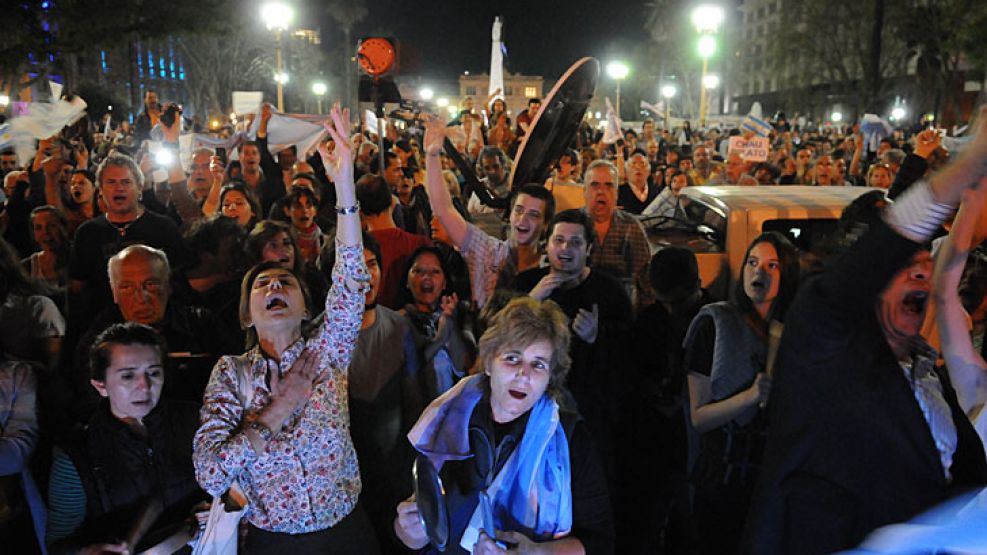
419,87,434,101
661,84,677,128
891,106,906,121
702,74,720,90
606,61,630,119
261,2,294,112
831,111,843,123
692,4,724,128
312,82,327,114
436,97,449,108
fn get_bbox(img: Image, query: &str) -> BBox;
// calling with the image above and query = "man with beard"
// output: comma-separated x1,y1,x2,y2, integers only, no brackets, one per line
582,160,655,309
0,150,18,180
321,233,422,554
743,110,987,554
423,116,553,310
468,146,512,237
689,145,723,185
516,210,633,477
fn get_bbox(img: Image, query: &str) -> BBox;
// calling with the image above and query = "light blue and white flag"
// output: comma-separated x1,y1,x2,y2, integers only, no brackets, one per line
741,102,773,137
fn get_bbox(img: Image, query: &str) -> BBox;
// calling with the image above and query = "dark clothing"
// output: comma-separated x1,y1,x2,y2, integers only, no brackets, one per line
616,292,712,554
246,504,379,554
431,399,614,554
397,186,432,237
67,211,191,330
54,401,204,553
133,110,155,145
514,268,634,484
887,153,929,200
249,136,288,216
743,220,987,555
349,307,423,554
685,308,768,555
617,182,657,215
68,303,240,424
168,272,244,344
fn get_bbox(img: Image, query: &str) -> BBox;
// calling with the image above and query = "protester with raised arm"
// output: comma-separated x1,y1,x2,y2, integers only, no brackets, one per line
194,104,379,553
744,107,987,555
422,115,554,310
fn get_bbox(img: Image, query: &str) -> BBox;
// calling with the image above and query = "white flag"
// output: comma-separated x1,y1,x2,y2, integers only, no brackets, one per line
488,17,505,102
640,100,664,119
603,97,623,144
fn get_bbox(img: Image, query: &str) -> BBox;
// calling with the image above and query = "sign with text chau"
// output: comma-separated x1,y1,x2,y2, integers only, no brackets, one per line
728,136,770,162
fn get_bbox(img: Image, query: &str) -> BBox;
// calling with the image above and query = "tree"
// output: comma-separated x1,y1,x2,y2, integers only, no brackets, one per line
768,0,911,119
643,0,706,121
325,0,368,113
0,5,53,98
896,0,987,125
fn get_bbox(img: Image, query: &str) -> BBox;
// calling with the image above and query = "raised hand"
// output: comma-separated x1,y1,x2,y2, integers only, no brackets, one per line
914,128,942,159
320,103,354,185
423,114,447,157
209,155,225,184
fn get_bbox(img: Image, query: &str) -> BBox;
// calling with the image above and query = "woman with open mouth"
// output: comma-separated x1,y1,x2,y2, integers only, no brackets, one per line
395,297,613,554
682,231,800,555
194,105,379,553
400,245,476,400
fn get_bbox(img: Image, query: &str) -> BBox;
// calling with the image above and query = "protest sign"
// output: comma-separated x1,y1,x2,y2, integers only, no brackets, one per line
728,136,770,162
232,91,263,116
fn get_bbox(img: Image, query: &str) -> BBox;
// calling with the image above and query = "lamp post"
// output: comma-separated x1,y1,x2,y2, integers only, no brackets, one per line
661,84,677,129
312,82,327,114
262,2,294,112
692,4,724,128
419,87,435,101
606,61,630,119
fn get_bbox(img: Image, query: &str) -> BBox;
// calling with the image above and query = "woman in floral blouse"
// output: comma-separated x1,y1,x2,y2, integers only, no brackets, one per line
193,105,379,553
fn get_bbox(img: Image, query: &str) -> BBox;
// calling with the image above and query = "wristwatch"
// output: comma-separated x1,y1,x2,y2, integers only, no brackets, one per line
248,420,275,442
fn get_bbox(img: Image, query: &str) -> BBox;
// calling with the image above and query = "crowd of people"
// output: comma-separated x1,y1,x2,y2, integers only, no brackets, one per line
0,83,985,555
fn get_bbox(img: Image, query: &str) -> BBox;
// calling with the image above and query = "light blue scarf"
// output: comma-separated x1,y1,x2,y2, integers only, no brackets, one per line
407,374,573,547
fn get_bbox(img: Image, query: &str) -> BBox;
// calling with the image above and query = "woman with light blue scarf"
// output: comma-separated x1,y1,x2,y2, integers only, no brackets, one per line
395,297,614,554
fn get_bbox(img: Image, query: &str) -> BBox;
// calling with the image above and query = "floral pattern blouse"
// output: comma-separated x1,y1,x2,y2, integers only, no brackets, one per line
193,241,368,534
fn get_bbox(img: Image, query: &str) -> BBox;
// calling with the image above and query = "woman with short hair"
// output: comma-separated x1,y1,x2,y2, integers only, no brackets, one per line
46,322,204,554
395,297,614,554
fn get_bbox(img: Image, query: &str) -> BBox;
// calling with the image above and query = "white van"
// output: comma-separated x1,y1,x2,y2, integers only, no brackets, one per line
643,185,884,299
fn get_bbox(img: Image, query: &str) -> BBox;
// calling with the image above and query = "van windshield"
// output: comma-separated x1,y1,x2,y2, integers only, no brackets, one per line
643,196,726,253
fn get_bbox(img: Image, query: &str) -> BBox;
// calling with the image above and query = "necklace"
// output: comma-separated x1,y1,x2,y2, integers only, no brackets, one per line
106,212,141,237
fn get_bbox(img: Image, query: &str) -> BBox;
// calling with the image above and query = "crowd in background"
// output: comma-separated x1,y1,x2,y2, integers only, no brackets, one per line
0,85,985,555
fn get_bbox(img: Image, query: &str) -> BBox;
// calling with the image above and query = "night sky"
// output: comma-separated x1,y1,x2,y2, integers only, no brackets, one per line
317,0,653,80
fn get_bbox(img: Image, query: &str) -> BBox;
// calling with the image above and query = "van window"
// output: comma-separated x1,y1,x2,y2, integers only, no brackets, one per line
761,218,838,253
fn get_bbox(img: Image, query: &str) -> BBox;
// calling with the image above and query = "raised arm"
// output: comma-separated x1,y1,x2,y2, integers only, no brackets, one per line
318,103,368,371
933,179,987,413
849,130,864,179
201,155,225,217
424,115,470,247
